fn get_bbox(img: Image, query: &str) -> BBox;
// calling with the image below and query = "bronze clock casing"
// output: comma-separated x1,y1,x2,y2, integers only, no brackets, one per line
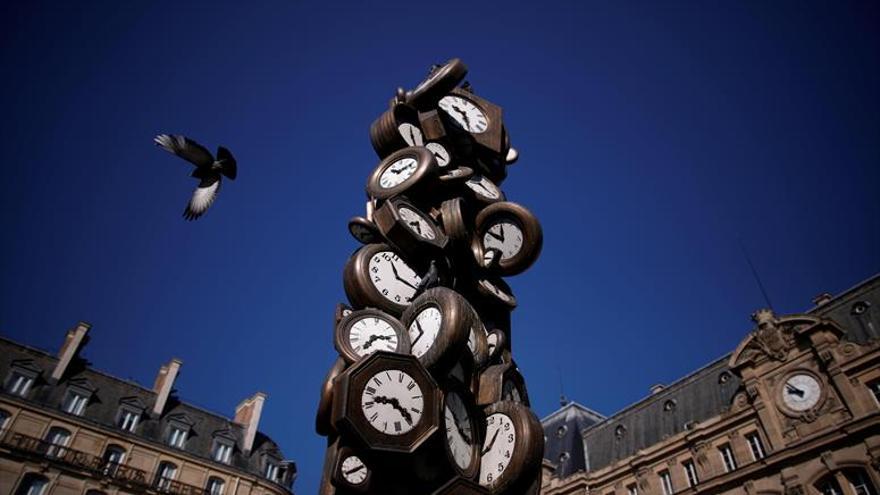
466,307,491,370
317,358,348,437
463,175,506,205
334,308,411,364
440,378,485,480
348,216,383,245
476,362,530,407
407,58,468,111
366,146,440,200
343,243,421,316
331,444,373,492
439,197,475,249
369,103,421,158
401,287,471,376
335,302,354,327
472,201,543,277
473,275,518,310
479,401,544,494
373,197,449,259
331,351,441,454
486,329,507,362
444,88,504,155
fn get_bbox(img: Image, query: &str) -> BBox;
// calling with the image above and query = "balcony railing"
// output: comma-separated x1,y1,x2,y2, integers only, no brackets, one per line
0,430,208,495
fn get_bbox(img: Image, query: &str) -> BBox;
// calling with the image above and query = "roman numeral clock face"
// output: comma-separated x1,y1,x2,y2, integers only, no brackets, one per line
370,251,421,305
439,96,488,134
379,157,417,188
361,369,424,435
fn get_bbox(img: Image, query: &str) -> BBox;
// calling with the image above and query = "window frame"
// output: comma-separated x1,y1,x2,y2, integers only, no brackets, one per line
683,459,699,487
868,380,880,407
212,438,234,464
745,431,766,461
719,443,737,472
659,470,673,495
155,461,178,491
44,426,71,458
61,388,90,416
206,477,226,495
117,406,141,433
0,408,11,432
15,473,49,495
5,369,36,397
626,484,638,495
166,423,189,449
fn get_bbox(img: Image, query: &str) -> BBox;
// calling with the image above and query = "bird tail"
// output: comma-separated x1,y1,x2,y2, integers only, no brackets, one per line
216,146,237,180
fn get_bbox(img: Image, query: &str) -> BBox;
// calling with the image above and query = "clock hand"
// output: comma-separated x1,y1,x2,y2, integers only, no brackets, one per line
374,395,414,424
451,104,472,128
408,221,423,234
362,334,393,350
785,384,805,397
487,230,504,242
448,408,473,444
498,224,505,242
481,429,500,456
344,464,365,475
411,319,425,346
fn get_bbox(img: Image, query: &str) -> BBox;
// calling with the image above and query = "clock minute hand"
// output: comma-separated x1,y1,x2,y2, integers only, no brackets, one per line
344,465,365,475
411,319,425,346
785,384,805,397
481,428,500,456
362,334,392,350
449,409,473,444
374,395,414,425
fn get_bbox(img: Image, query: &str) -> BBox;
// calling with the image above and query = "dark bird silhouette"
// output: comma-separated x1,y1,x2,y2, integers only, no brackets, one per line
414,260,441,297
153,134,237,220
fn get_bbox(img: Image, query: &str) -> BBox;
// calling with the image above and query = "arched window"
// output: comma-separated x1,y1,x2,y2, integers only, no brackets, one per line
206,477,225,495
154,461,177,491
815,468,877,495
14,473,49,495
44,426,71,458
102,444,126,476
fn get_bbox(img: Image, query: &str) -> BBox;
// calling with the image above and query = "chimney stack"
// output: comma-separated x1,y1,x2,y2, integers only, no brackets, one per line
234,392,267,453
152,358,182,417
51,322,91,382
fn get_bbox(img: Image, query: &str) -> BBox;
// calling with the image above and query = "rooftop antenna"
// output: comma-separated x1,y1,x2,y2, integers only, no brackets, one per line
737,236,774,311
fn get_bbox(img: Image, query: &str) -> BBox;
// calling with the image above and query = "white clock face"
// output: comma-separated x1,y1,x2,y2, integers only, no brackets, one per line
480,413,516,486
379,157,417,189
368,251,421,306
408,306,441,358
361,369,424,435
398,123,424,147
782,374,821,411
483,219,524,260
444,391,474,470
425,142,450,167
480,279,511,303
487,332,498,356
439,95,488,134
466,176,501,200
341,455,367,485
398,207,436,240
349,316,398,358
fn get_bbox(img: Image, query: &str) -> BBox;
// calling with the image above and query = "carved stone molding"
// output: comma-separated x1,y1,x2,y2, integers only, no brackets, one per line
784,485,805,495
820,450,837,470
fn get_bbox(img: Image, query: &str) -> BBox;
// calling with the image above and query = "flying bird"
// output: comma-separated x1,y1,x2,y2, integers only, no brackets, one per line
153,134,237,220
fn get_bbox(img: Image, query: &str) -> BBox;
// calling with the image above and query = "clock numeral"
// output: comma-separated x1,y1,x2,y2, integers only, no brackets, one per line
406,381,415,391
369,412,379,422
398,372,404,383
365,386,376,395
364,401,374,409
373,377,382,386
394,421,402,432
410,407,421,414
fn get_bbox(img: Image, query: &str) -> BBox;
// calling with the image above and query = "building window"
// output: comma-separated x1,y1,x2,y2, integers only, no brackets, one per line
868,381,880,406
683,460,699,487
14,473,49,495
659,470,673,495
212,439,234,464
117,407,140,432
155,462,177,491
167,425,188,449
62,389,89,416
0,409,10,432
265,462,280,482
746,432,765,460
719,443,737,472
627,484,638,495
6,371,34,397
102,445,126,476
44,426,71,458
846,469,877,495
206,477,225,495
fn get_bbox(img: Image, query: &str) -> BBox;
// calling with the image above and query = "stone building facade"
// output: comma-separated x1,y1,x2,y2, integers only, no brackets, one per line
542,274,880,495
0,322,296,495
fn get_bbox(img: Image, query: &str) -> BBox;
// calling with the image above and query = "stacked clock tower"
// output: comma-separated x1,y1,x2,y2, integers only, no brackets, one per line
315,59,544,495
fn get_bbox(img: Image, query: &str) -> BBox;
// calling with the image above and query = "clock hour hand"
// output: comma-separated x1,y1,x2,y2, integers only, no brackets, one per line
408,221,423,234
411,319,425,346
449,409,473,444
344,464,365,475
785,384,805,397
374,395,413,424
451,104,472,128
481,428,500,456
362,334,393,350
487,229,504,242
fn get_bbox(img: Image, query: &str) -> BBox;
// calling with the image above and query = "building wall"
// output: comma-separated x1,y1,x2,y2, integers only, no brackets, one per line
542,276,880,495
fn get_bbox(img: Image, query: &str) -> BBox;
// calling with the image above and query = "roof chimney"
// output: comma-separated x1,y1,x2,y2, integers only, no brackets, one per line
51,322,91,382
152,358,182,417
812,292,833,307
234,392,267,453
650,383,666,395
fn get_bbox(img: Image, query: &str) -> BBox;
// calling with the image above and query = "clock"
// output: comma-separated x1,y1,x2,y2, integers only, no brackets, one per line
778,371,824,414
442,379,483,479
348,216,382,245
335,302,354,327
476,362,530,407
473,202,543,277
439,198,474,248
426,142,452,168
332,352,440,453
474,276,517,310
464,175,505,205
400,287,471,375
316,357,347,437
366,146,439,200
486,329,506,361
478,401,543,493
438,166,474,183
407,59,468,111
343,243,423,316
373,198,448,259
438,89,504,154
466,308,490,370
331,445,372,492
334,308,411,364
370,103,422,158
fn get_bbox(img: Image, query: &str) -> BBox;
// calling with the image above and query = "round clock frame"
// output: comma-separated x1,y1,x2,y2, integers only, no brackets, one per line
343,243,423,316
478,401,543,494
775,369,826,418
331,444,373,492
407,58,468,111
334,308,411,364
316,357,347,437
373,197,449,259
369,103,422,159
472,201,543,277
366,146,440,200
400,287,472,376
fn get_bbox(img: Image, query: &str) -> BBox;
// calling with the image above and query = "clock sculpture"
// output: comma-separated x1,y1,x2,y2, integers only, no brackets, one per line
318,59,544,495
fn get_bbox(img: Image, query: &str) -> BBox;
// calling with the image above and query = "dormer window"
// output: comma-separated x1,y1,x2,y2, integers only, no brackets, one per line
265,462,280,482
62,389,89,416
117,407,140,432
5,370,35,397
167,425,188,449
212,439,234,464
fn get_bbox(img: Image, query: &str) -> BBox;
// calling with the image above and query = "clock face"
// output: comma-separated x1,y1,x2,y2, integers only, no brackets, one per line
426,142,450,167
466,176,502,200
369,251,421,306
479,413,516,486
398,206,437,240
341,455,367,485
349,316,399,358
444,390,475,470
781,374,821,412
361,369,424,436
487,332,499,357
398,123,424,147
480,279,512,304
439,95,489,134
408,306,441,358
483,218,524,261
379,157,418,189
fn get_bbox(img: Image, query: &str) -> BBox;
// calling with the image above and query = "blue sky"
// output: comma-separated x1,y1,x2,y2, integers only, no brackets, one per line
1,1,877,492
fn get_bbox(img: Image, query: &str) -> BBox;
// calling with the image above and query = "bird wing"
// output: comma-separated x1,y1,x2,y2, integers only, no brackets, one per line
183,175,221,220
154,134,215,168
